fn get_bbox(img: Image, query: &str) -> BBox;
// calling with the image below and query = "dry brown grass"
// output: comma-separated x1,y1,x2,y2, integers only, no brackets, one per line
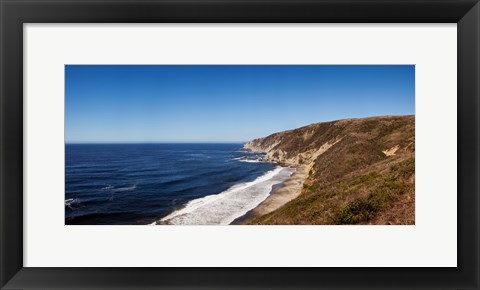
247,115,415,225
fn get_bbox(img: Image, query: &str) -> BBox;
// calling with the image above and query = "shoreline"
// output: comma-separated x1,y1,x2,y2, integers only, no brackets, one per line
231,163,308,225
151,146,308,225
153,165,293,225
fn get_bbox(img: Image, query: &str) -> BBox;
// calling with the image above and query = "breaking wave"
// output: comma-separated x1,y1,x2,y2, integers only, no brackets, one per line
159,166,294,225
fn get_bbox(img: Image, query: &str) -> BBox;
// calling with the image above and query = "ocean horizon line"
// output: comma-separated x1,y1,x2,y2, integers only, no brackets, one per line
65,141,249,145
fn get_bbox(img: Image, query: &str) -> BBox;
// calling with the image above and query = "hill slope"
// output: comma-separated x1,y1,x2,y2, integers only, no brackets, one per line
244,115,415,225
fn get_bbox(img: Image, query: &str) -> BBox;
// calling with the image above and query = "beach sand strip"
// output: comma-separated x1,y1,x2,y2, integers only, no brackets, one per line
231,165,308,224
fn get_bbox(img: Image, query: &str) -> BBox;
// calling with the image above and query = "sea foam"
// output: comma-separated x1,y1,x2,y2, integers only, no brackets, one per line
159,166,294,225
238,159,263,163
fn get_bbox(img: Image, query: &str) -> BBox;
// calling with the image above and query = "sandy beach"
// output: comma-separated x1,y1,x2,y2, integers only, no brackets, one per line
231,165,308,224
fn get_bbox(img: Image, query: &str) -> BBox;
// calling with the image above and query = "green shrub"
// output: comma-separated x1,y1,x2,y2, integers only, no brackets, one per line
335,199,378,224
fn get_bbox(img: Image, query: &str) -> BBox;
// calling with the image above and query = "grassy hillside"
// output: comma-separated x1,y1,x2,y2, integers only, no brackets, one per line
245,115,415,225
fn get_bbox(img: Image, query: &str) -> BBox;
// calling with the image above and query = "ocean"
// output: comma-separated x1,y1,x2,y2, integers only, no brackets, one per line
65,143,294,225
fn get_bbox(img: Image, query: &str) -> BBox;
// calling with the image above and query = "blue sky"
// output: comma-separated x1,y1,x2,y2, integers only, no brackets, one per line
65,65,414,143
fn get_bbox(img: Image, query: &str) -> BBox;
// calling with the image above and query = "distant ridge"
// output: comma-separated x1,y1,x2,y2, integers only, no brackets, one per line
244,115,415,225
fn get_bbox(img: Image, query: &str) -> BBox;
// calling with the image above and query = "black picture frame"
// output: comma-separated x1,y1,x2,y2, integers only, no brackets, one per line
1,0,479,289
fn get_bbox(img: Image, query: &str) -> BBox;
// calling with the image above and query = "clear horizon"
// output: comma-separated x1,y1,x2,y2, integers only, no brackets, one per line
65,65,415,143
65,113,414,144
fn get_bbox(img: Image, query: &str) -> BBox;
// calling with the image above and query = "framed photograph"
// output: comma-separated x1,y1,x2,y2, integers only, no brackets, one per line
1,0,479,289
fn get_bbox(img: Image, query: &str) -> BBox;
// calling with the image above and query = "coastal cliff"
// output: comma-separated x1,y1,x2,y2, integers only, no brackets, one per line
243,115,415,225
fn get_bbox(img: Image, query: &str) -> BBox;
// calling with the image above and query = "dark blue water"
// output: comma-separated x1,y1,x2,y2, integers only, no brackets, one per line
65,143,291,225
